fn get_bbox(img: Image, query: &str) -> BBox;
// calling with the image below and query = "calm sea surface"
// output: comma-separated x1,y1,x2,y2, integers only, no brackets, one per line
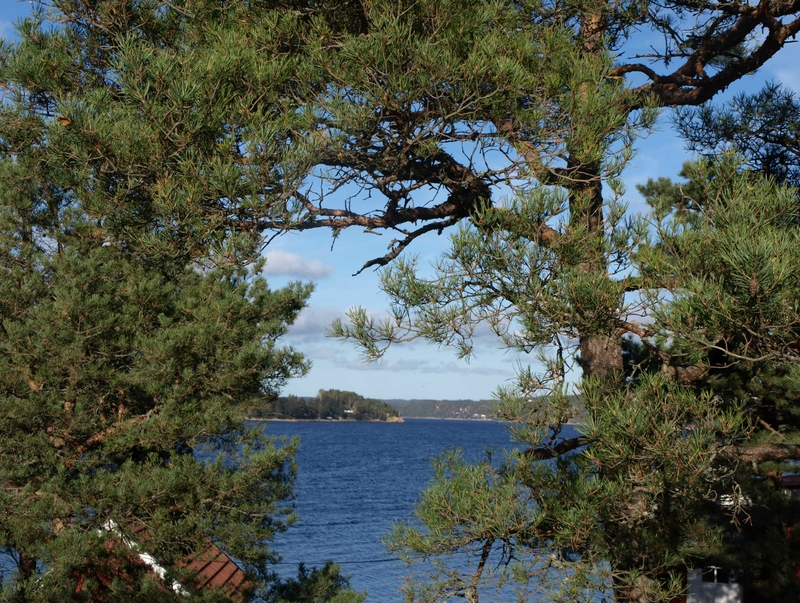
263,419,577,603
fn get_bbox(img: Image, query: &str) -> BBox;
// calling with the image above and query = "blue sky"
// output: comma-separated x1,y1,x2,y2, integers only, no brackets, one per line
3,1,799,400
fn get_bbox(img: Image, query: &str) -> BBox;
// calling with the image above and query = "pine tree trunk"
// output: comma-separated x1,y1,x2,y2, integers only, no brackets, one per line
569,166,625,383
579,333,623,380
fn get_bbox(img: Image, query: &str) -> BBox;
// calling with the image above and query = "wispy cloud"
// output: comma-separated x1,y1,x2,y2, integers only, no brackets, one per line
286,303,406,349
334,357,504,376
263,250,335,279
285,305,344,344
287,302,518,357
759,44,800,94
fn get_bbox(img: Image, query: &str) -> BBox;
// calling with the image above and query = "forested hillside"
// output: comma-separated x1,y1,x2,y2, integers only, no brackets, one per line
389,396,586,421
253,390,401,421
388,399,494,419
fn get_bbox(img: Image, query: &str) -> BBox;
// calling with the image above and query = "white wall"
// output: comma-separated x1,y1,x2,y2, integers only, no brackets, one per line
686,569,743,603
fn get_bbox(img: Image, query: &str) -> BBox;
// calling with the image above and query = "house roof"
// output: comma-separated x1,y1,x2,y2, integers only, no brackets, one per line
178,539,250,601
92,521,252,601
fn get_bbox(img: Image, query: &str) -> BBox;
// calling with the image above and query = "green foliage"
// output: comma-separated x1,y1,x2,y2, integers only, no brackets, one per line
639,157,800,366
390,373,751,603
675,82,800,188
0,191,314,599
388,449,540,603
366,158,800,602
330,58,800,603
266,562,366,603
391,399,495,420
332,188,644,364
256,390,399,422
0,1,334,599
0,216,312,599
0,0,333,266
317,0,800,597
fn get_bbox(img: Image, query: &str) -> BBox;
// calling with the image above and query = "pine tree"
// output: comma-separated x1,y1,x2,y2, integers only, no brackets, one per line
298,2,800,602
674,82,800,187
0,1,338,600
265,0,800,383
635,157,800,601
0,209,311,600
338,161,800,603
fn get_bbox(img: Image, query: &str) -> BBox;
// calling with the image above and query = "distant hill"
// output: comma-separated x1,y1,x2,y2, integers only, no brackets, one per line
384,395,586,422
384,399,495,420
252,389,401,421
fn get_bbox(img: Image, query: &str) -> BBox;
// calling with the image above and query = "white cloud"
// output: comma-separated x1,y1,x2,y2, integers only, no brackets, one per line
334,357,504,376
285,303,404,350
761,42,800,94
285,305,344,344
262,250,335,279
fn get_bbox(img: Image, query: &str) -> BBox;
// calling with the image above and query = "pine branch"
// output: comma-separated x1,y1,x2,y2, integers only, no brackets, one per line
737,442,800,466
618,0,800,107
523,436,590,460
353,217,461,275
64,409,160,466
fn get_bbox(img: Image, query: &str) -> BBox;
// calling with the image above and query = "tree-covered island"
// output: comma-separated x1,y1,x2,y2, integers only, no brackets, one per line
253,389,402,422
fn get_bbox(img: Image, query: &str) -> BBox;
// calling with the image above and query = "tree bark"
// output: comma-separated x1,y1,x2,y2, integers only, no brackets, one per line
524,436,589,460
568,167,625,382
738,443,800,466
579,333,624,381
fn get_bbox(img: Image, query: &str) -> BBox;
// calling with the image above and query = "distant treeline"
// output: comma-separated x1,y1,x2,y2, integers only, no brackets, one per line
387,399,495,420
387,396,586,421
253,389,400,421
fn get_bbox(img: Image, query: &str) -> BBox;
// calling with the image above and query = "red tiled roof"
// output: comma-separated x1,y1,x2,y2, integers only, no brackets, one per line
74,523,252,602
180,540,251,601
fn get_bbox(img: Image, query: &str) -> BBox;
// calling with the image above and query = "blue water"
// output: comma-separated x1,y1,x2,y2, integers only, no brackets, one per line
0,419,573,600
264,419,572,602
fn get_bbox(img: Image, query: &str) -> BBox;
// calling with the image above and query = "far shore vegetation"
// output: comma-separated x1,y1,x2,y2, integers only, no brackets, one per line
252,393,587,422
392,395,586,421
251,389,402,422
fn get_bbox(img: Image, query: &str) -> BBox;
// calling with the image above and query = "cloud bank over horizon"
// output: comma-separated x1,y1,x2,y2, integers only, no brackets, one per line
333,356,503,377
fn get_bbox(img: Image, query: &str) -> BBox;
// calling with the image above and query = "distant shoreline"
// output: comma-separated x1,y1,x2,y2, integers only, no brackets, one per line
248,416,499,423
248,416,583,426
399,416,498,422
247,416,405,423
